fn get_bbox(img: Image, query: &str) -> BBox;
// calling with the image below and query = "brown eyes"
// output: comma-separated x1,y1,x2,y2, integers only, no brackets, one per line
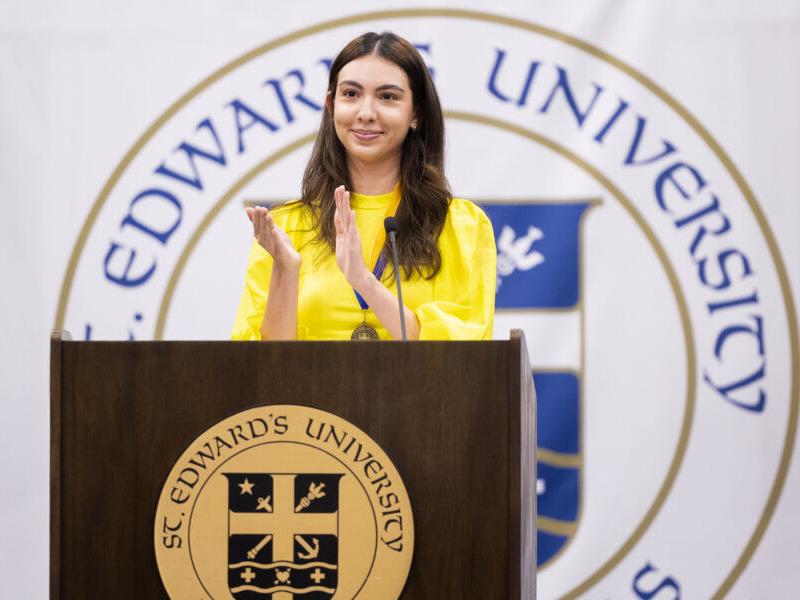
339,90,399,101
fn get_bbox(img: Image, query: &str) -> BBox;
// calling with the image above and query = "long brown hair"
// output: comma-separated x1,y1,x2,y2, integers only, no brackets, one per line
300,31,451,278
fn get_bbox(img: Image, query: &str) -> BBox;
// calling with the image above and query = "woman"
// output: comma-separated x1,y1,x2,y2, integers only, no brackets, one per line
231,31,496,341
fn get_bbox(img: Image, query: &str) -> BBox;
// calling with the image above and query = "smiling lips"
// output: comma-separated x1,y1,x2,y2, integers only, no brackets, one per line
352,129,383,141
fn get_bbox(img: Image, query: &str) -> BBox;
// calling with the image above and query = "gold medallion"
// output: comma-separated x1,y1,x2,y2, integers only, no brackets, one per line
154,405,414,599
351,324,379,341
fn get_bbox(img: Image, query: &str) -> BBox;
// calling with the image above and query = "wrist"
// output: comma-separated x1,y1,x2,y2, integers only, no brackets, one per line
271,260,300,279
350,269,377,296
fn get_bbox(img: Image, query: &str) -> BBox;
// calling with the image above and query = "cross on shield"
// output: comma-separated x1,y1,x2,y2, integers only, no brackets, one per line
482,201,592,567
224,473,343,599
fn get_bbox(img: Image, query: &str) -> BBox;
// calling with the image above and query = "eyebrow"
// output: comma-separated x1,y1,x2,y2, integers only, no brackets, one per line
338,81,406,93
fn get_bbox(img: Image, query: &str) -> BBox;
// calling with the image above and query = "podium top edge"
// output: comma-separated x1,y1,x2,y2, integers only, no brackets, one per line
49,338,515,345
51,330,526,345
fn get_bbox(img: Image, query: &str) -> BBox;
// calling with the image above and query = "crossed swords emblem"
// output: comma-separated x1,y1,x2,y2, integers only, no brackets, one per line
246,482,327,560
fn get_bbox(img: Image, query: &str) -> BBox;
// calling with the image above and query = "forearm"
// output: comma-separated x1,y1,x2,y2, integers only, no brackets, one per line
356,273,420,340
260,265,299,340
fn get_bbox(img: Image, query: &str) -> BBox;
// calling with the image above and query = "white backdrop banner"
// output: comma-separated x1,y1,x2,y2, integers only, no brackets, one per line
1,1,798,598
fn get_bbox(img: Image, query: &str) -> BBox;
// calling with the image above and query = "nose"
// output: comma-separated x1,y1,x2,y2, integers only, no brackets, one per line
356,95,377,123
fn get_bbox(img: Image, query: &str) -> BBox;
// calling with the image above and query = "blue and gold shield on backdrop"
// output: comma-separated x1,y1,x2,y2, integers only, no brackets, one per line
483,201,591,566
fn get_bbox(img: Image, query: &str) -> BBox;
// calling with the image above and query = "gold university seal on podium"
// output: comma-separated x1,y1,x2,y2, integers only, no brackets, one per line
154,405,414,599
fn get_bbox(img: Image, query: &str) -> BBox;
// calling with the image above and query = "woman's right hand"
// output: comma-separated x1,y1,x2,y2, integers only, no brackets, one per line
246,206,301,272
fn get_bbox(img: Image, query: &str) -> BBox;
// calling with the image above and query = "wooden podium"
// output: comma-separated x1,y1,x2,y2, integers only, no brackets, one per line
50,330,536,599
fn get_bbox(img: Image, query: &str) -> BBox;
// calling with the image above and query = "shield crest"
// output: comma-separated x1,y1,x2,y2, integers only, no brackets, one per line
224,473,343,599
482,202,591,567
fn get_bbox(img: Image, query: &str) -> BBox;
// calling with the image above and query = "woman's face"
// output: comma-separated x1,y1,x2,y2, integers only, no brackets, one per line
331,54,416,167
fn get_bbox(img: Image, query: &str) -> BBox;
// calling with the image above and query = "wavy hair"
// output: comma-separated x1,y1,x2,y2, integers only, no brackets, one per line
300,31,451,278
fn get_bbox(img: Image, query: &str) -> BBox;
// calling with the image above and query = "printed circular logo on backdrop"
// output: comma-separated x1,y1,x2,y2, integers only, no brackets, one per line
59,9,797,599
154,405,413,599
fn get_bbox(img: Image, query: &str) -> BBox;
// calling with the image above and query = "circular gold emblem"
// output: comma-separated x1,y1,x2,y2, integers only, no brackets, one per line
351,324,379,341
154,405,414,599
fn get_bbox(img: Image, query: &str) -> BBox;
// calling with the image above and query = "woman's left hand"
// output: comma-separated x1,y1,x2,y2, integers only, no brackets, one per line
334,185,371,291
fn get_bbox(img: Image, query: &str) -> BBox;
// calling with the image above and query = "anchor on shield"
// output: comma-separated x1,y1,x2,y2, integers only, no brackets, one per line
223,472,343,599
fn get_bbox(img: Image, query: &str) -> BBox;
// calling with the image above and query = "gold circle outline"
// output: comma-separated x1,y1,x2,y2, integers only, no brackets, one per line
57,10,798,599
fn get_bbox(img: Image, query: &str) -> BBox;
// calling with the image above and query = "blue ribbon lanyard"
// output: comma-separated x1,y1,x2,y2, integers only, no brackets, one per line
354,254,387,310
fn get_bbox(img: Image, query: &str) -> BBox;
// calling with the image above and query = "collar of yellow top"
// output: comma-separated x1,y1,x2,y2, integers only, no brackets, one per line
349,182,401,210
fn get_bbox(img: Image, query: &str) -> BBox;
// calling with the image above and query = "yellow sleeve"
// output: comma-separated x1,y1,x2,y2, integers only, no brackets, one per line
416,200,497,340
231,238,272,340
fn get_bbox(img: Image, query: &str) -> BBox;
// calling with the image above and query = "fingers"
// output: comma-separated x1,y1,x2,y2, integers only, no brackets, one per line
336,187,358,241
334,185,342,235
334,185,350,235
341,188,352,231
344,190,352,231
334,206,343,236
263,212,278,249
253,207,263,238
252,206,276,249
264,213,276,243
338,186,354,230
335,185,344,217
258,207,269,240
246,206,255,223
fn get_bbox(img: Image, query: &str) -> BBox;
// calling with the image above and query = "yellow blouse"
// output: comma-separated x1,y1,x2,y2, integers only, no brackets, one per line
231,186,496,341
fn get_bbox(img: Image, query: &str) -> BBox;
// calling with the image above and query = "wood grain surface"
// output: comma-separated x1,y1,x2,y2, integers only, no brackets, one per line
50,332,535,599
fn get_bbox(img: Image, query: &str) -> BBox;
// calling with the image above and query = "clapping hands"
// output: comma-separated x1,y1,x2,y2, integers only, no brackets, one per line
246,206,301,272
245,187,369,288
